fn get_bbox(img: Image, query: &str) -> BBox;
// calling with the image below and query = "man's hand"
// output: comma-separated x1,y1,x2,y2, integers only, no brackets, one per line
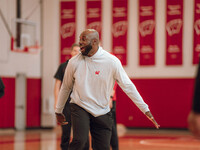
188,111,200,138
55,113,68,125
145,111,160,129
109,96,113,109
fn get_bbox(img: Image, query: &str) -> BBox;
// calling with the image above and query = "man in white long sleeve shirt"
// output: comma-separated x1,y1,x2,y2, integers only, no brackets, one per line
55,29,159,150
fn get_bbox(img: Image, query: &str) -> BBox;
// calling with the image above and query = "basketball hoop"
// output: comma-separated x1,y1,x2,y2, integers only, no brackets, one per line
11,19,40,54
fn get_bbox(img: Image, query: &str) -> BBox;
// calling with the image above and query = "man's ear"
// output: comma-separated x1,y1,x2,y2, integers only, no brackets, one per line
92,38,97,45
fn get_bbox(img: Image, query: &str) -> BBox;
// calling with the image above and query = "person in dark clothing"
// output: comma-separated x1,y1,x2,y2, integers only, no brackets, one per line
54,59,72,150
54,43,89,150
0,78,5,98
109,82,119,150
188,60,200,138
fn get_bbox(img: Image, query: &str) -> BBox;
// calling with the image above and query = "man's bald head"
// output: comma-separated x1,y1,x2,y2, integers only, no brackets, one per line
79,29,100,57
82,29,99,45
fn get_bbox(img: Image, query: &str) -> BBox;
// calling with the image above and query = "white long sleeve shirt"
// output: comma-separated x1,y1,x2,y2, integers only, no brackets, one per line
55,47,149,117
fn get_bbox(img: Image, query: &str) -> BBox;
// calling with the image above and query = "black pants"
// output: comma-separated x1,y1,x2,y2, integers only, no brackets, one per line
61,100,71,150
110,101,119,150
69,103,113,150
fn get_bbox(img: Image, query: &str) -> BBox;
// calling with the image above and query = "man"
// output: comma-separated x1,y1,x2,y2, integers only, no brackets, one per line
55,29,160,150
0,78,5,98
188,60,200,138
54,43,81,150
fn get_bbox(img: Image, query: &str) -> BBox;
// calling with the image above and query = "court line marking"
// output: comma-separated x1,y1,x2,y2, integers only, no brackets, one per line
140,137,200,148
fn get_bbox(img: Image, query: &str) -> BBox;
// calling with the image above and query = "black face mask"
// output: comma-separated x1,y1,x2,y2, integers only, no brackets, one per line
81,42,92,56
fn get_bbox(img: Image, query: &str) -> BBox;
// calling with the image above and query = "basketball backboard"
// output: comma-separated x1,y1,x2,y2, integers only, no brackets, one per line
11,19,40,53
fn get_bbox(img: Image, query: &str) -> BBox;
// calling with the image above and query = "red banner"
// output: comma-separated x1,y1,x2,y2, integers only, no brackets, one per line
139,0,155,66
60,0,76,63
193,0,200,64
112,0,128,66
166,0,183,65
86,0,102,41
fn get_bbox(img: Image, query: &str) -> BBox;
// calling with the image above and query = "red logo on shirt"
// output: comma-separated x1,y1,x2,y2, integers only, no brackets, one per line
95,71,100,75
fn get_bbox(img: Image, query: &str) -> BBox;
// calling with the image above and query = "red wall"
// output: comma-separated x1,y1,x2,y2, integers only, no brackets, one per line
0,77,41,128
26,79,41,127
0,78,15,128
0,77,195,129
116,78,195,129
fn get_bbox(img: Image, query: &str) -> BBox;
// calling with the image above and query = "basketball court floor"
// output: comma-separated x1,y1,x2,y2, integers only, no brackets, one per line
0,125,200,150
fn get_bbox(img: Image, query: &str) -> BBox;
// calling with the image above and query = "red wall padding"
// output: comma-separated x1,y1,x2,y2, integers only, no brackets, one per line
116,78,195,128
0,77,194,129
26,78,41,127
0,77,15,128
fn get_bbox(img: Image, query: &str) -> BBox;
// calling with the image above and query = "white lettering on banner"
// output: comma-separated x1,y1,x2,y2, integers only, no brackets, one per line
195,44,200,52
88,8,100,18
196,3,200,14
61,9,74,19
112,21,127,37
139,20,155,37
60,23,75,39
166,19,182,36
87,22,101,33
194,19,200,35
168,45,180,53
168,5,181,15
62,47,71,55
144,54,151,59
171,54,177,59
140,6,153,16
114,46,125,54
113,7,126,17
141,46,153,53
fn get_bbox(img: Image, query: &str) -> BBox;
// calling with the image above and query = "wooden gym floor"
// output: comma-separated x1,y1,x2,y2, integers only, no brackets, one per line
0,125,200,150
